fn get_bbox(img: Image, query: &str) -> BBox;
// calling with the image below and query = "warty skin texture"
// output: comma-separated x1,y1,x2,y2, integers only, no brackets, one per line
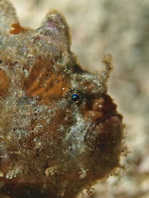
0,0,123,197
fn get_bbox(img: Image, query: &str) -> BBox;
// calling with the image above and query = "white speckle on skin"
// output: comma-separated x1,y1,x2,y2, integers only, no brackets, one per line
6,166,22,179
0,171,4,177
65,111,90,156
45,166,58,177
79,168,89,179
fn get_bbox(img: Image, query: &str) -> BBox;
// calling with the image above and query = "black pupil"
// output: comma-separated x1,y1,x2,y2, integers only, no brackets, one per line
71,94,79,102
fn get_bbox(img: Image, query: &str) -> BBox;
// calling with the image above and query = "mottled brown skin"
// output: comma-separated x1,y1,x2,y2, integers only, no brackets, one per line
0,0,123,198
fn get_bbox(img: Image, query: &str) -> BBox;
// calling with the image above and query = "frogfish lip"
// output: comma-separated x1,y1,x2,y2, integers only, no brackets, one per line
84,112,123,179
85,109,123,153
79,106,123,181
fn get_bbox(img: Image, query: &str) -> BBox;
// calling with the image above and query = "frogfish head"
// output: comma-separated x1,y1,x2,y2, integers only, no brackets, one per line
0,2,123,197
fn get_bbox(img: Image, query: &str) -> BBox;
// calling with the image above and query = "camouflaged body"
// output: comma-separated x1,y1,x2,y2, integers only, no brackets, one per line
0,0,123,198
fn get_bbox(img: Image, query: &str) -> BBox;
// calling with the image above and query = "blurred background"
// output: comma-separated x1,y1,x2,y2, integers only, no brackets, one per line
10,0,149,197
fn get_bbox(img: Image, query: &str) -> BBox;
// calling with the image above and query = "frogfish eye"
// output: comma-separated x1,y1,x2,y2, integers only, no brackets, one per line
71,92,82,103
71,93,80,103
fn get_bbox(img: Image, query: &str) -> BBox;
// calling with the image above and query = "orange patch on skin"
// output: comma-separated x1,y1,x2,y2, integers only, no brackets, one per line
9,23,26,34
24,59,69,103
0,69,9,96
28,74,68,99
26,73,69,102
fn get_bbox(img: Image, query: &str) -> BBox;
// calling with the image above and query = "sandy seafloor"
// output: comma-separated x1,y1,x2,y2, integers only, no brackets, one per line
9,0,149,198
